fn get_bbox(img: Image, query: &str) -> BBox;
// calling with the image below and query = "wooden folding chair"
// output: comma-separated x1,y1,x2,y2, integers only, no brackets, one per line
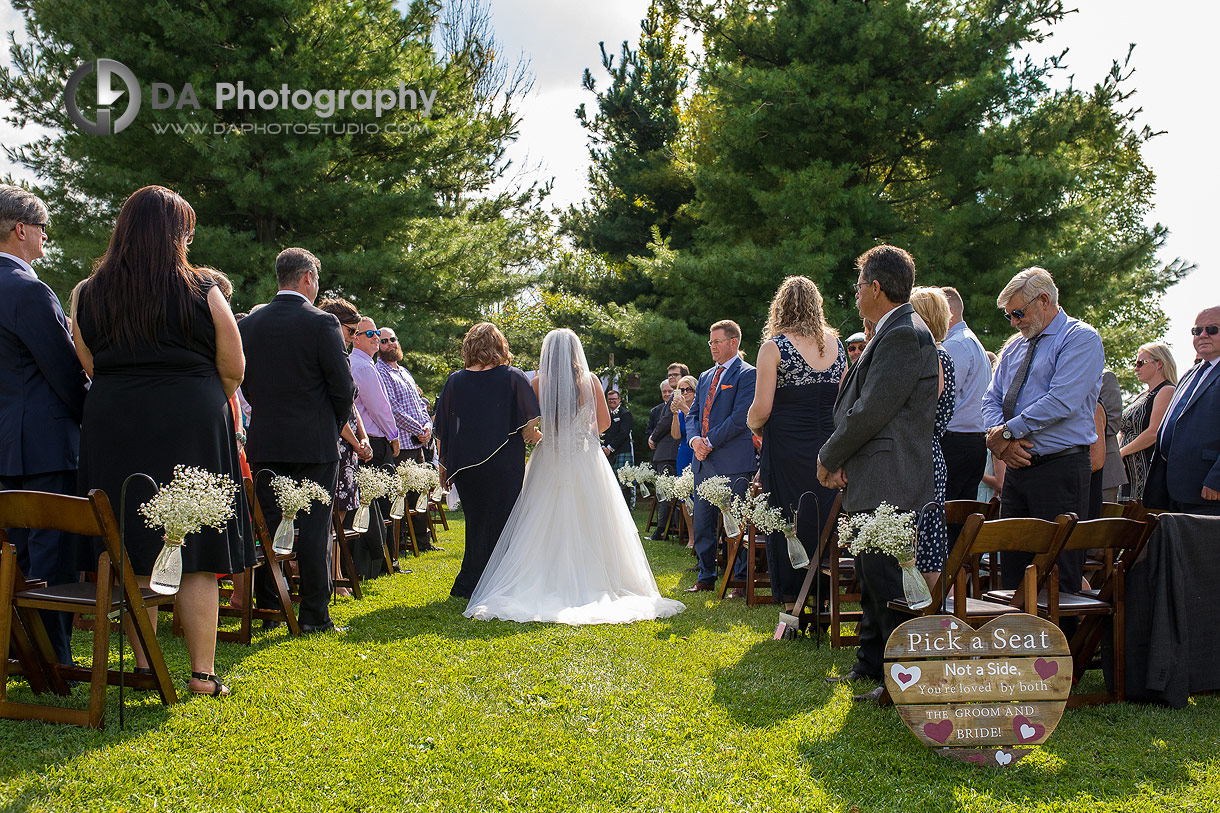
429,498,449,530
0,489,177,728
944,498,1000,595
403,502,439,558
235,478,301,637
329,506,365,599
789,491,843,639
716,520,770,603
986,515,1159,706
891,513,1076,627
817,493,863,647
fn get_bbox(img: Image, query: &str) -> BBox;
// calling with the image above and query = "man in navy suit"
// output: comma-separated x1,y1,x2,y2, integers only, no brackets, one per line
1145,306,1220,515
0,186,89,664
686,320,757,595
239,248,355,633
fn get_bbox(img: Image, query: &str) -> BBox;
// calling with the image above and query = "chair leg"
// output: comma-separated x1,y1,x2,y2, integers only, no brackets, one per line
718,532,744,599
404,513,421,558
1114,568,1125,702
645,498,657,533
431,500,449,530
87,553,113,729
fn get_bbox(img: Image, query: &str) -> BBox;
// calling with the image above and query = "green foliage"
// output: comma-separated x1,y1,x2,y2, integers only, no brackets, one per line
1,509,1217,812
0,0,552,391
638,0,1188,367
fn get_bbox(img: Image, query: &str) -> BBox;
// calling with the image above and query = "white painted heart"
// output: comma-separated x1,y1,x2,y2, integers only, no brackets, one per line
890,662,922,690
1019,724,1036,740
995,751,1012,766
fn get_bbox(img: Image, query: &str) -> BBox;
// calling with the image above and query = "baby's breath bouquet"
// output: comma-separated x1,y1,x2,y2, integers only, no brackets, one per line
744,492,808,569
139,465,237,595
353,465,395,533
616,464,655,498
696,475,742,537
837,502,931,610
397,460,441,512
270,476,331,553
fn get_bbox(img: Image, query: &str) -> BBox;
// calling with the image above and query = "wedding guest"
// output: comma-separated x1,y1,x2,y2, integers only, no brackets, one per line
316,298,372,526
818,245,938,698
908,286,956,577
687,320,757,596
601,390,635,506
72,185,253,694
1143,307,1220,514
240,247,355,635
747,276,845,610
645,378,678,539
1118,342,1176,501
672,375,698,475
377,325,438,552
351,316,399,574
1087,370,1127,516
938,286,990,500
0,185,88,665
435,323,541,599
844,332,867,365
983,267,1103,617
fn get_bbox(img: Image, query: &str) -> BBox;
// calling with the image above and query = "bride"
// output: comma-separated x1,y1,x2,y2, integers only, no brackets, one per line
464,328,685,624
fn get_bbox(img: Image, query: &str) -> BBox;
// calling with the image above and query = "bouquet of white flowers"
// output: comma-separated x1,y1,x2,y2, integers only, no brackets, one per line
138,465,237,594
270,475,332,553
397,460,441,513
353,465,395,533
837,502,931,609
696,475,741,537
616,464,656,498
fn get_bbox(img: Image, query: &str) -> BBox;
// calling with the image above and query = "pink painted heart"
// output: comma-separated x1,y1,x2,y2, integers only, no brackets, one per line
1014,715,1046,743
924,720,954,744
1034,658,1058,680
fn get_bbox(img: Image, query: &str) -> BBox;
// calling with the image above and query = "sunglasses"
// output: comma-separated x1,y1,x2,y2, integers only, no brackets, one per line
343,325,358,337
1133,359,1158,369
1191,325,1219,337
379,337,398,344
362,329,381,338
1002,306,1028,322
679,387,695,393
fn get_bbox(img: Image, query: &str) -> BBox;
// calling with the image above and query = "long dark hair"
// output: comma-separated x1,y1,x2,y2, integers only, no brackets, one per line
81,185,207,348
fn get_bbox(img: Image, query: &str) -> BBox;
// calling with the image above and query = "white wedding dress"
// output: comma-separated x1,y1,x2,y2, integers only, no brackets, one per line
464,330,684,625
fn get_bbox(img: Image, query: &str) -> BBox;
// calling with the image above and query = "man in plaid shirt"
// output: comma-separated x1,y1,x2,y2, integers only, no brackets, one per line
376,326,440,552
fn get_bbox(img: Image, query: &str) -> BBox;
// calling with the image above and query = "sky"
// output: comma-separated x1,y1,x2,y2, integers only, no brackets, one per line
2,0,1216,374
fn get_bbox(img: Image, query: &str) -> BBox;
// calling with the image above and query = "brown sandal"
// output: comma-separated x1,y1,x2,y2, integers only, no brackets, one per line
190,671,230,697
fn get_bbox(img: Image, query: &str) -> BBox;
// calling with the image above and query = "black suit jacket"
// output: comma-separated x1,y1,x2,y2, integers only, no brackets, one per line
601,405,634,456
646,399,679,463
0,256,88,476
238,293,354,464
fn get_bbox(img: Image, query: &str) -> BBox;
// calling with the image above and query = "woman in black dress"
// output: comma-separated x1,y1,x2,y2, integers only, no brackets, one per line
1119,342,1177,501
748,277,845,609
909,287,956,575
71,186,251,697
435,323,541,599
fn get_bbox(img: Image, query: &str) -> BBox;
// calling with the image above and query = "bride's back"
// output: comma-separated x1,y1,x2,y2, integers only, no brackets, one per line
538,329,599,450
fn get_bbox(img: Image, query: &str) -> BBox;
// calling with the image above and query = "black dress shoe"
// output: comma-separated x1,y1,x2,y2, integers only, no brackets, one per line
825,669,875,684
853,686,886,703
261,620,283,631
685,580,714,593
300,622,346,635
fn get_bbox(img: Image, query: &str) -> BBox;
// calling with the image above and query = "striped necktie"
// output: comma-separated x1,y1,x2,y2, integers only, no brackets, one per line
701,365,724,436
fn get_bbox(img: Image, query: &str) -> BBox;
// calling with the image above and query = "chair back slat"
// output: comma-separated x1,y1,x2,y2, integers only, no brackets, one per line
944,499,999,525
0,490,104,537
1059,517,1146,553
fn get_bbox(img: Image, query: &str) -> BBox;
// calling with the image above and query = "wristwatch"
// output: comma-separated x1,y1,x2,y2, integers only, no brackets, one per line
1000,425,1015,442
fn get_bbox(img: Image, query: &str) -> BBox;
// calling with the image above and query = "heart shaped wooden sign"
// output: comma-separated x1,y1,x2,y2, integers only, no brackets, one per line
884,614,1071,764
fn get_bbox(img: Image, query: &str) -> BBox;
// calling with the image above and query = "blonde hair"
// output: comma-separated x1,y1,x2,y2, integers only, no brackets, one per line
1138,341,1178,386
762,275,836,352
709,319,741,341
909,286,951,343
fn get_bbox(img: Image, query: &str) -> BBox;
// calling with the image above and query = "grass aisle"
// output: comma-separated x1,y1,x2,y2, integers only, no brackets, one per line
2,506,1218,812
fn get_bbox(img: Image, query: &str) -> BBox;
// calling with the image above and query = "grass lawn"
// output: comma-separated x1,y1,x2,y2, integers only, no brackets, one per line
2,505,1218,812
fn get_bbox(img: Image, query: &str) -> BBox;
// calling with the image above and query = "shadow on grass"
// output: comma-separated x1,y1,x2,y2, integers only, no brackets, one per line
793,675,1220,811
344,597,533,644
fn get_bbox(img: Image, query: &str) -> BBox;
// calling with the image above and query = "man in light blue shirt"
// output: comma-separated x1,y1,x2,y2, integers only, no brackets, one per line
939,287,991,500
982,267,1103,608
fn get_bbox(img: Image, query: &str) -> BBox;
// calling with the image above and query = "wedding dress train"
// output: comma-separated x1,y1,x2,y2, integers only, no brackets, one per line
464,331,684,625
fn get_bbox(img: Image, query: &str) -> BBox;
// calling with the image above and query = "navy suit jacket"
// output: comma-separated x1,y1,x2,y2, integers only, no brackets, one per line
689,356,757,476
0,256,88,477
1145,359,1220,509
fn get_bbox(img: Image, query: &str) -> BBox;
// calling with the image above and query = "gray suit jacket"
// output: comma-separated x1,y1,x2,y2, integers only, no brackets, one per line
819,303,939,513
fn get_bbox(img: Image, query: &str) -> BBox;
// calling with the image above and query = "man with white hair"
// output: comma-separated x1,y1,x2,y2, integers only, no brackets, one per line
982,267,1104,607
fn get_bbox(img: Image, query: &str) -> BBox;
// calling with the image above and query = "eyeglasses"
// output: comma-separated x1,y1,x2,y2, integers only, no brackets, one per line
342,325,358,337
379,337,398,344
1003,306,1028,322
666,371,681,378
852,281,872,293
12,222,48,235
1191,325,1220,337
708,337,734,346
679,387,695,393
1133,359,1158,369
362,329,381,338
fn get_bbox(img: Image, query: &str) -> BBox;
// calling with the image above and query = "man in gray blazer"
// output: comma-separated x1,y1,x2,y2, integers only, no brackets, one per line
818,245,939,694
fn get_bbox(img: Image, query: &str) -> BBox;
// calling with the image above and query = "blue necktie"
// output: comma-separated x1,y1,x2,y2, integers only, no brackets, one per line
1159,363,1210,457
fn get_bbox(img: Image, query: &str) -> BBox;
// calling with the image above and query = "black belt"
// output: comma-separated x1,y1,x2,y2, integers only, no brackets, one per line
943,431,986,437
1027,445,1089,467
